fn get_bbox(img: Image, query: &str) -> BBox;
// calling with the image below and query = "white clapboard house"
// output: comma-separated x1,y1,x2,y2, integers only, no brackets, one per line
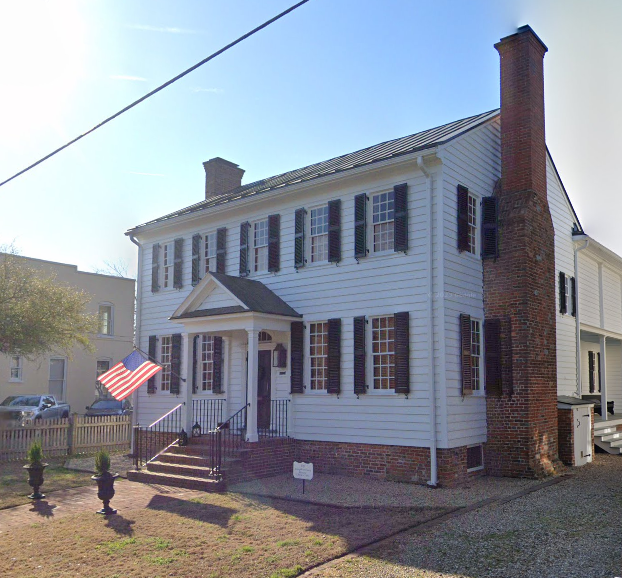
126,26,622,489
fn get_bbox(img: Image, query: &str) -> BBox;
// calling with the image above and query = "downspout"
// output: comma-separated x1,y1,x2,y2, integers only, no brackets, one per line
418,155,438,487
129,234,142,454
574,236,589,397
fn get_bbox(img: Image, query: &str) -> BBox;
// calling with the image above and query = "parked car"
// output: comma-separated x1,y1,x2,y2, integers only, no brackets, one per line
85,399,132,417
0,395,70,425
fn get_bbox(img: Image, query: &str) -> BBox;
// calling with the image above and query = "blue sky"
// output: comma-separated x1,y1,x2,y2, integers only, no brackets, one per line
1,0,621,276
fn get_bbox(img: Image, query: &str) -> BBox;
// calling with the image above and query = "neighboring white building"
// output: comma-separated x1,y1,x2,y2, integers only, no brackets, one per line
0,256,135,415
126,26,621,486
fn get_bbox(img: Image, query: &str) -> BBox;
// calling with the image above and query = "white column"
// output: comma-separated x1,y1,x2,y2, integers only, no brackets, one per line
246,329,259,442
184,333,194,433
600,335,608,422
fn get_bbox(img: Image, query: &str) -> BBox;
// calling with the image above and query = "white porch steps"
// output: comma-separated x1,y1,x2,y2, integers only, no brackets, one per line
594,418,622,454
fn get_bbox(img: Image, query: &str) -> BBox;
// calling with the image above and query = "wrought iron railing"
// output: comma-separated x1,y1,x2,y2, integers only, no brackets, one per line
192,398,225,433
205,403,248,479
134,403,183,469
259,399,289,439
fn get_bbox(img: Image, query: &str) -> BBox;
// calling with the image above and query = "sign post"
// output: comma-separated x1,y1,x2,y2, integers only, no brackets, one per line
293,461,313,494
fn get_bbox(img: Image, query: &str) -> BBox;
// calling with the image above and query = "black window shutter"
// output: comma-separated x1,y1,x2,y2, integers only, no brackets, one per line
559,272,567,314
151,243,160,293
216,228,227,274
457,185,470,252
173,237,184,289
147,335,158,394
481,196,499,258
290,321,304,394
170,333,182,395
327,318,341,394
393,183,408,253
570,276,577,317
328,199,341,263
354,193,367,259
353,316,366,395
294,208,306,269
394,311,410,394
460,313,473,396
239,222,250,277
588,351,595,393
268,214,281,273
484,318,502,396
213,336,223,394
192,335,198,394
191,234,201,286
598,352,602,393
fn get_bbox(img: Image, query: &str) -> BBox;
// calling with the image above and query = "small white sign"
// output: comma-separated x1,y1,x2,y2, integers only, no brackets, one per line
293,461,313,480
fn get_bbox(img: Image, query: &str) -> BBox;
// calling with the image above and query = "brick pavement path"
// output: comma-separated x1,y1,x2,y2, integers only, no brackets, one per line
0,480,205,535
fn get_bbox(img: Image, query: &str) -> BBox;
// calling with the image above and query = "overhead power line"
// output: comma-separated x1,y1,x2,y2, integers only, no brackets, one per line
0,0,310,189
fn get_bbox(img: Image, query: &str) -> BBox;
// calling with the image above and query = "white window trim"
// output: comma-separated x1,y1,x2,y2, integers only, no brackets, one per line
195,337,229,396
464,192,481,260
48,357,67,401
96,358,113,398
159,335,172,394
161,240,175,290
308,204,329,265
471,317,485,396
307,320,329,393
203,231,218,277
367,314,397,395
97,302,115,337
369,190,396,255
9,355,23,383
250,218,269,276
466,444,485,472
562,274,575,316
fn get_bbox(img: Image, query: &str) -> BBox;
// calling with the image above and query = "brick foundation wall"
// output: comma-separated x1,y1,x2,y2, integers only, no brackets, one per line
557,408,574,466
226,438,296,485
484,27,561,479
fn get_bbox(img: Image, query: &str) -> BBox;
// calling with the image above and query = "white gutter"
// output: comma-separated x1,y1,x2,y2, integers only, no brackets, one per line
574,235,589,397
418,155,438,487
129,234,142,453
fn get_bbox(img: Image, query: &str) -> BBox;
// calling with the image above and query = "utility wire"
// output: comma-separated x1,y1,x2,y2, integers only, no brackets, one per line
0,0,310,189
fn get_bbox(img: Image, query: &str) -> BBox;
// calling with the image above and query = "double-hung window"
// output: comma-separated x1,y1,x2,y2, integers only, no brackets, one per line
310,206,329,263
200,335,215,392
98,303,113,336
160,336,172,392
204,232,217,274
253,219,269,273
559,272,576,317
162,242,174,289
309,322,328,391
467,194,478,255
471,319,482,391
371,316,395,390
372,191,395,252
10,356,23,382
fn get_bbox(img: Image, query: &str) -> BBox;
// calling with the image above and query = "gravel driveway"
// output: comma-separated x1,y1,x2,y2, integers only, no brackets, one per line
302,454,622,578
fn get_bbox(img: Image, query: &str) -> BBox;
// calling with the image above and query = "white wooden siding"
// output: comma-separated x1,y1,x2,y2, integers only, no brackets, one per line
439,119,500,447
547,154,579,397
578,255,600,328
602,267,622,333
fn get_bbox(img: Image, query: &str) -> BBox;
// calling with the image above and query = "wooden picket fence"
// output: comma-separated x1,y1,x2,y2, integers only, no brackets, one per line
0,415,132,462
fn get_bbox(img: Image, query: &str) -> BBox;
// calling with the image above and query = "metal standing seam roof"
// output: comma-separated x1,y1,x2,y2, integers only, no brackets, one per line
128,109,500,232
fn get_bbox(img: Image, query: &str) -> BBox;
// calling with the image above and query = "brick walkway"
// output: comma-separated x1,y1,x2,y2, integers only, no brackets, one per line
0,480,205,535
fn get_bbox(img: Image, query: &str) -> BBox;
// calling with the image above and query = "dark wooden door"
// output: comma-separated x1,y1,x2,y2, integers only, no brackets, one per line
257,350,272,430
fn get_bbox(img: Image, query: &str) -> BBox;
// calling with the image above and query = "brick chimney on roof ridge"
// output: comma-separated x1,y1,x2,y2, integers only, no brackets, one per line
203,157,245,199
483,25,561,479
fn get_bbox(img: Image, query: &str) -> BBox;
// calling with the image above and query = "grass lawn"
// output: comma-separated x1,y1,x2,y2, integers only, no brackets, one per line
0,459,93,510
0,490,450,578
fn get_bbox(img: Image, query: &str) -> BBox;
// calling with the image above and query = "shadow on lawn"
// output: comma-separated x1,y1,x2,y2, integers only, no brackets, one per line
104,514,135,536
146,494,236,527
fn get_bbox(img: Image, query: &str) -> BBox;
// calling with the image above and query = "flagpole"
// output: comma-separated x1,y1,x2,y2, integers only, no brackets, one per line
133,345,186,383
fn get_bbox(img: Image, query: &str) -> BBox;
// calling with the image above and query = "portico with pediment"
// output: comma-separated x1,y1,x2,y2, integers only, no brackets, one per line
169,272,301,442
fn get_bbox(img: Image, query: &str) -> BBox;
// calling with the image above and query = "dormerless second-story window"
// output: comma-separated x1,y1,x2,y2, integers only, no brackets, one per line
162,242,174,288
372,191,395,252
254,219,269,272
204,232,217,274
310,206,329,263
467,194,478,255
98,304,113,335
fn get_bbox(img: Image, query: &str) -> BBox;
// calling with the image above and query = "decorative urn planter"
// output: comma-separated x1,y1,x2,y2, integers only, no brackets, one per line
24,463,48,500
92,471,119,515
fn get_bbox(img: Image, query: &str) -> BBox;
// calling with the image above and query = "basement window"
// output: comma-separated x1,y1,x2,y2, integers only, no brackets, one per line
466,444,484,471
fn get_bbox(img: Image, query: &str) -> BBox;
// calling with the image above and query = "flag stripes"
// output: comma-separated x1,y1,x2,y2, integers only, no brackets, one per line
98,350,162,401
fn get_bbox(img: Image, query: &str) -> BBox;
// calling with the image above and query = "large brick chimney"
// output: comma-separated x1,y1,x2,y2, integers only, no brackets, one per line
203,157,245,199
484,26,561,477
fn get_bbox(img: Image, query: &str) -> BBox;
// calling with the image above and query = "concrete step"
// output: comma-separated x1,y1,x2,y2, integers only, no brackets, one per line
594,418,622,433
147,460,219,479
158,452,215,467
127,469,226,492
593,438,622,455
599,432,622,442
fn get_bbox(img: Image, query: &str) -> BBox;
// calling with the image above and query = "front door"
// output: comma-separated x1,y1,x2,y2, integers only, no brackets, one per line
257,350,272,430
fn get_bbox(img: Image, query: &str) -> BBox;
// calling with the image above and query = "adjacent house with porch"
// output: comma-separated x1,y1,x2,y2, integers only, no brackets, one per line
126,25,622,489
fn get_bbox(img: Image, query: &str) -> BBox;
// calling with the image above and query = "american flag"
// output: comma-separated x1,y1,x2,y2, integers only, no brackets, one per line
98,349,162,401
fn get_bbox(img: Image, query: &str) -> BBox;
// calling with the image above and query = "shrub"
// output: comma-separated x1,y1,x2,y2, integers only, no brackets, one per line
95,450,111,475
26,441,44,466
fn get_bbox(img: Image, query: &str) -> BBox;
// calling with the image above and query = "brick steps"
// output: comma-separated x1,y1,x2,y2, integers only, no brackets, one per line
127,469,226,492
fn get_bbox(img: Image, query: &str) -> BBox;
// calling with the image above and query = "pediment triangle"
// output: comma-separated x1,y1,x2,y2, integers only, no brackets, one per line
170,273,247,319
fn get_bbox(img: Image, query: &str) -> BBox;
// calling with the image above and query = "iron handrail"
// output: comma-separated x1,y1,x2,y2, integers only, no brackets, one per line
148,403,183,428
134,403,184,469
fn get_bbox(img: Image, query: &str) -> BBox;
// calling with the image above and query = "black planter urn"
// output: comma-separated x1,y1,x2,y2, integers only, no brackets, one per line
91,472,119,515
24,463,48,499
